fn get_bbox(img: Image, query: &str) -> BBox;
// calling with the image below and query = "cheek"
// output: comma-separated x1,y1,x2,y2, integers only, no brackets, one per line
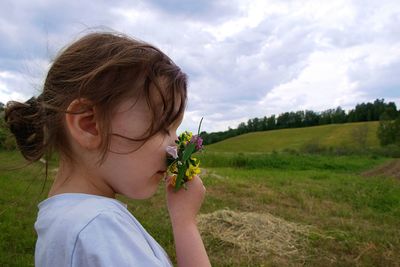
99,150,164,199
101,153,140,181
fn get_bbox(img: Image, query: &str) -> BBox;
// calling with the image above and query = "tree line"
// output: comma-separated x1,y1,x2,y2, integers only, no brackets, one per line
1,99,399,149
200,99,400,145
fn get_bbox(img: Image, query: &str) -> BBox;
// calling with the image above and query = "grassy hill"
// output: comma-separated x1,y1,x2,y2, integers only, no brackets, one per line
206,121,379,153
1,119,400,265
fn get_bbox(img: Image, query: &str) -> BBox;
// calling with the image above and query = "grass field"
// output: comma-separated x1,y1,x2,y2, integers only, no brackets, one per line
206,121,380,153
1,148,399,266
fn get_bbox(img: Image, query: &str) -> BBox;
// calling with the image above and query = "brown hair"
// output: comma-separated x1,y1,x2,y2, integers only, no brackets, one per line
4,32,187,166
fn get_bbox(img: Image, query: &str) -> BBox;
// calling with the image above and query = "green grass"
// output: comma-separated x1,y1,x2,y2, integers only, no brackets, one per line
198,166,400,266
206,121,380,153
197,152,387,172
0,152,48,267
1,149,399,266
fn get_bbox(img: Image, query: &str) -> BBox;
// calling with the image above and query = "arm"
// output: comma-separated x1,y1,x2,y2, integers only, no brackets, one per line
166,176,211,267
172,221,211,267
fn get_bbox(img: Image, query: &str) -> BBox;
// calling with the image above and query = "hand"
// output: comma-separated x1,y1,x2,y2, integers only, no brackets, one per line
165,175,206,227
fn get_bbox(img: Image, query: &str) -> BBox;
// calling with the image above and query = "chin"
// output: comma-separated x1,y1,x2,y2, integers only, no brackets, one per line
123,189,157,200
136,188,159,199
134,184,162,200
123,174,163,200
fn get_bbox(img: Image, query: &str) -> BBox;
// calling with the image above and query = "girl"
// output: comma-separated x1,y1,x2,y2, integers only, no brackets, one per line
5,32,211,267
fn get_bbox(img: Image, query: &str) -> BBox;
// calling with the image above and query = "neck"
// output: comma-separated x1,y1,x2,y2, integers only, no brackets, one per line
48,159,116,199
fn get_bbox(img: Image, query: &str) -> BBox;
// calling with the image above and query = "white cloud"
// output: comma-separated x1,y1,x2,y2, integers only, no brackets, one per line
0,71,33,103
0,57,49,105
0,0,399,133
259,39,400,114
259,49,362,113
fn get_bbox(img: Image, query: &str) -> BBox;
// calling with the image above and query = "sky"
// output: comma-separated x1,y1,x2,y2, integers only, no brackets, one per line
0,0,399,133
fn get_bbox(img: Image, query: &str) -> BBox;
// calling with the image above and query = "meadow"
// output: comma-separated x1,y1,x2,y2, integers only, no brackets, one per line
0,122,399,266
206,121,380,153
1,147,399,266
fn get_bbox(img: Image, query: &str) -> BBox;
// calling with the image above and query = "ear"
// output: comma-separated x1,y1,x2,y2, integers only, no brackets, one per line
65,99,101,150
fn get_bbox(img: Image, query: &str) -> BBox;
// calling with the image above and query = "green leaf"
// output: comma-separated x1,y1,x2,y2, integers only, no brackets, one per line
182,143,196,162
174,163,187,191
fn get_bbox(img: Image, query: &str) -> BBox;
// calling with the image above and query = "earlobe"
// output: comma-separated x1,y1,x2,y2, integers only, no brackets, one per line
65,99,101,150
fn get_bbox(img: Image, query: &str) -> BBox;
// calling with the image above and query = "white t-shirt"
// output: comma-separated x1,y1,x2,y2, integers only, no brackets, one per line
34,193,173,267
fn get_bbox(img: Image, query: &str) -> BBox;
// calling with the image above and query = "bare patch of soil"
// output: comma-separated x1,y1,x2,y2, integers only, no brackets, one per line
362,159,400,179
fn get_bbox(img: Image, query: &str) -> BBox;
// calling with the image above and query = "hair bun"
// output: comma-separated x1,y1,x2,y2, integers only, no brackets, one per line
5,97,45,161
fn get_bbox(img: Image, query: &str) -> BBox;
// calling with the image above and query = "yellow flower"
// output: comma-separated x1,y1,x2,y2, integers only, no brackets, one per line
190,156,200,167
169,174,177,187
181,131,193,145
185,159,201,180
167,162,178,174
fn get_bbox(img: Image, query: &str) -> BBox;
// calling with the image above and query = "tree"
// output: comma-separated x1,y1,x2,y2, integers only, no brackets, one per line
199,98,400,146
332,107,346,123
266,115,276,130
237,122,247,134
348,99,397,122
253,117,261,131
377,113,400,146
247,119,254,132
261,116,268,131
276,112,290,128
319,109,334,125
372,99,386,120
347,109,357,122
385,102,398,119
304,110,319,126
293,111,304,127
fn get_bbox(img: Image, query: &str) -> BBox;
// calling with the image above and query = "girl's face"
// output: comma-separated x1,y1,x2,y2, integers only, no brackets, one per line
96,96,183,199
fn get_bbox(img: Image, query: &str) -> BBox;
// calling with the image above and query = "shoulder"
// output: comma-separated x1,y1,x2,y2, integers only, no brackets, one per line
36,195,135,248
71,210,165,266
55,197,129,230
36,195,171,266
76,209,148,244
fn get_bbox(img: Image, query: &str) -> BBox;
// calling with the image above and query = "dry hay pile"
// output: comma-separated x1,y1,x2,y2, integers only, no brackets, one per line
198,209,315,259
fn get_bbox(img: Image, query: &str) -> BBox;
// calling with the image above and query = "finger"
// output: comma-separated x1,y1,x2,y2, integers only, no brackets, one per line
191,174,202,182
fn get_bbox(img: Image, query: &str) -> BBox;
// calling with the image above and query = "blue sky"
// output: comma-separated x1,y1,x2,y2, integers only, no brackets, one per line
0,0,399,133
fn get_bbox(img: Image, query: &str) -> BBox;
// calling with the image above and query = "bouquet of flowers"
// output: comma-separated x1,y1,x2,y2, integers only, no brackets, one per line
166,118,204,191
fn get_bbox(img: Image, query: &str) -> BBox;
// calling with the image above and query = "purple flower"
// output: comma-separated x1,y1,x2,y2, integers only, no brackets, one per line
190,135,203,151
